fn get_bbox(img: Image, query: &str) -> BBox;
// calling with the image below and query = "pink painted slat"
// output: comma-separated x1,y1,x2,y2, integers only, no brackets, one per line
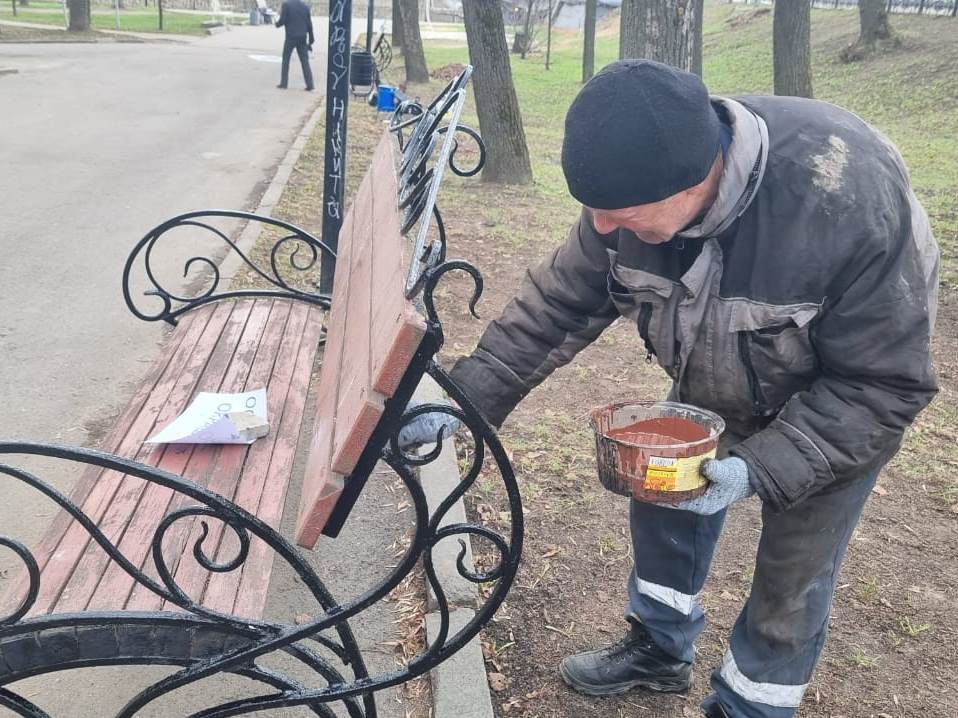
53,301,267,614
294,176,359,546
125,301,261,611
202,302,320,614
29,304,229,616
116,300,268,611
330,172,383,476
86,300,279,612
234,306,328,613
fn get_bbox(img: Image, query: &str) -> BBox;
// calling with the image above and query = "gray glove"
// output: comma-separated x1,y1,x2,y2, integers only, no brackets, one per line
663,456,755,515
397,400,461,450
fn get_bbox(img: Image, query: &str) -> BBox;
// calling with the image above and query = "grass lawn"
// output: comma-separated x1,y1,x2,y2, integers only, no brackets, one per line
0,7,222,34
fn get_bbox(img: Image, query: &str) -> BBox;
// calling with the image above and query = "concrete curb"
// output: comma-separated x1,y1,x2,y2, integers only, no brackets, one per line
413,376,495,718
217,97,325,285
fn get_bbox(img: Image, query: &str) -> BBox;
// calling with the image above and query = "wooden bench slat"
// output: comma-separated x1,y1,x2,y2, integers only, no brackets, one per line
195,301,309,612
29,304,230,616
124,301,264,611
52,301,269,614
330,168,385,476
295,132,428,548
97,300,288,613
206,304,326,617
294,171,362,548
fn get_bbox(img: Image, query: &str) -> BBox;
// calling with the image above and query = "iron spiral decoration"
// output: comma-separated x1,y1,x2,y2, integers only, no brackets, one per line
388,66,487,297
0,66,522,717
122,210,336,326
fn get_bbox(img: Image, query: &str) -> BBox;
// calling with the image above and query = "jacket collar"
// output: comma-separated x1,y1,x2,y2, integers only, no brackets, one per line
678,98,769,239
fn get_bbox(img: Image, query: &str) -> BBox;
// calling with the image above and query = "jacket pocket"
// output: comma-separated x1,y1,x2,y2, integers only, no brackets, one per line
732,304,820,413
607,267,681,375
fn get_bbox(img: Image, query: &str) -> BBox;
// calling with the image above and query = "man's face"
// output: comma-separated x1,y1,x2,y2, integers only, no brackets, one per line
588,154,723,244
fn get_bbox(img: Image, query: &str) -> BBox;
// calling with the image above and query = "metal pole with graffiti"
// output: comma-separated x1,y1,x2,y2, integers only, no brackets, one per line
320,0,353,294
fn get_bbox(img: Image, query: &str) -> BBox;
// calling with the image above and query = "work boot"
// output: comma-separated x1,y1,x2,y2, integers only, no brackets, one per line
703,702,731,718
558,621,692,696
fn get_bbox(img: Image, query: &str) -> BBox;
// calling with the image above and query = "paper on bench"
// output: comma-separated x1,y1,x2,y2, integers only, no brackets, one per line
147,389,269,445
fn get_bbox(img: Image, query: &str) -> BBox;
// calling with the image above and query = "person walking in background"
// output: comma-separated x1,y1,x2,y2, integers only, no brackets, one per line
275,0,314,91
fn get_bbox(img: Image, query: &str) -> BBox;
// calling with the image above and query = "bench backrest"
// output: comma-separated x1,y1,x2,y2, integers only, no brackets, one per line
295,132,426,548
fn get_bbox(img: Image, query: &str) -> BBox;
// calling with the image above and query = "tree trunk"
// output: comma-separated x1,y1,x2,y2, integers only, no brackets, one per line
392,0,404,51
773,0,813,98
582,0,597,81
859,0,894,45
399,0,429,83
620,0,703,74
461,0,534,185
67,0,89,30
691,0,703,76
619,0,646,60
840,0,896,62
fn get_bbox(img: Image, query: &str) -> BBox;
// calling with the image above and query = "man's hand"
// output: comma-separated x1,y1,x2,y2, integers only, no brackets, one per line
663,457,755,515
397,400,461,451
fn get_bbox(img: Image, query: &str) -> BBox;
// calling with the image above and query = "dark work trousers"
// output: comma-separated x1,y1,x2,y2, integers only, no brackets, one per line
280,36,313,89
626,470,879,717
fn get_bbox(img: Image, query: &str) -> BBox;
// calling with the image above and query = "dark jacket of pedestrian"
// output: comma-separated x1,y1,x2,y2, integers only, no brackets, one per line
275,0,314,45
275,0,314,90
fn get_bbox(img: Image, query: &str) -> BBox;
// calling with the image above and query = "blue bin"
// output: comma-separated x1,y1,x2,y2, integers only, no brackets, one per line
377,85,397,112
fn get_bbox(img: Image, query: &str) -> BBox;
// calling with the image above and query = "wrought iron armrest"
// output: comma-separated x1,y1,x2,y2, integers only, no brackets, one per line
122,210,335,326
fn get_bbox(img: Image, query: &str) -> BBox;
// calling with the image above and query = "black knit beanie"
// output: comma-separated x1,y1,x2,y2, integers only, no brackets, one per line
561,59,721,209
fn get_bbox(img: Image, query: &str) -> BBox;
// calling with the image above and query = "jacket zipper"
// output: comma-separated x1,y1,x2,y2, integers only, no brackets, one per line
638,302,655,363
738,331,767,417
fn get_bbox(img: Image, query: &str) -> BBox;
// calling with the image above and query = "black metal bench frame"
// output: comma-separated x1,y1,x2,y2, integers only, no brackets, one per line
0,67,522,718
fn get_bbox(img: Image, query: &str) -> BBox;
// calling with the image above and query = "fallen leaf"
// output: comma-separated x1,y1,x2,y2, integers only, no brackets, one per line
872,485,888,497
540,546,561,559
951,503,958,514
719,590,738,601
488,672,510,692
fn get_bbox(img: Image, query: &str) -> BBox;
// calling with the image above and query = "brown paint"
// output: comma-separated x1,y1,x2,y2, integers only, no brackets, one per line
607,417,709,446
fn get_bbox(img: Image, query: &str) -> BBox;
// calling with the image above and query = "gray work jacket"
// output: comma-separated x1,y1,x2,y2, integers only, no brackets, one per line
448,95,939,512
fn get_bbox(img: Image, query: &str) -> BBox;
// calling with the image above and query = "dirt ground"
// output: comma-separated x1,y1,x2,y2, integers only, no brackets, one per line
408,169,958,718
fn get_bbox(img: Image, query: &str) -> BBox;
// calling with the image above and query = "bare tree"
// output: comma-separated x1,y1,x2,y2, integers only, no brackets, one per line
583,0,598,81
619,0,647,60
773,0,813,97
619,0,704,75
461,0,534,184
392,0,404,52
399,0,429,83
840,0,898,62
68,0,89,30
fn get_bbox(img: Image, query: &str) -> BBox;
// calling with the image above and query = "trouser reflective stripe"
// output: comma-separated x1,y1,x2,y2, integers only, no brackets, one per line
633,575,696,615
706,471,880,718
627,498,726,663
718,650,807,708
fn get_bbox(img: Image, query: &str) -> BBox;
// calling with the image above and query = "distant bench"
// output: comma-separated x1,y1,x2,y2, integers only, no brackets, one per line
0,66,522,717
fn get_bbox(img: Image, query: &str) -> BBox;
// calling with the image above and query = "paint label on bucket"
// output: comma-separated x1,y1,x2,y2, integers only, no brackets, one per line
644,449,716,491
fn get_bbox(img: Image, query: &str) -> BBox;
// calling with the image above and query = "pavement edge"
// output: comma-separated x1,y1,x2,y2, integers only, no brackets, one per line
413,376,496,718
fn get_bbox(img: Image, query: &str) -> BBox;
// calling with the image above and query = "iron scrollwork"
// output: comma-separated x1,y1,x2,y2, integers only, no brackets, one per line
0,66,522,717
122,210,335,326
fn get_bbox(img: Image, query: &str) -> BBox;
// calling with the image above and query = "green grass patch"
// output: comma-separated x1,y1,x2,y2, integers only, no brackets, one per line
0,7,219,34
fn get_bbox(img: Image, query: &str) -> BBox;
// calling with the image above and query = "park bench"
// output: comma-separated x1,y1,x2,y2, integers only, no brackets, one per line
0,67,521,717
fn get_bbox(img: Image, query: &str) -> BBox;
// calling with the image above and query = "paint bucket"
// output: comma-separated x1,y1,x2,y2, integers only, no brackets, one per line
377,85,397,112
589,401,724,503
